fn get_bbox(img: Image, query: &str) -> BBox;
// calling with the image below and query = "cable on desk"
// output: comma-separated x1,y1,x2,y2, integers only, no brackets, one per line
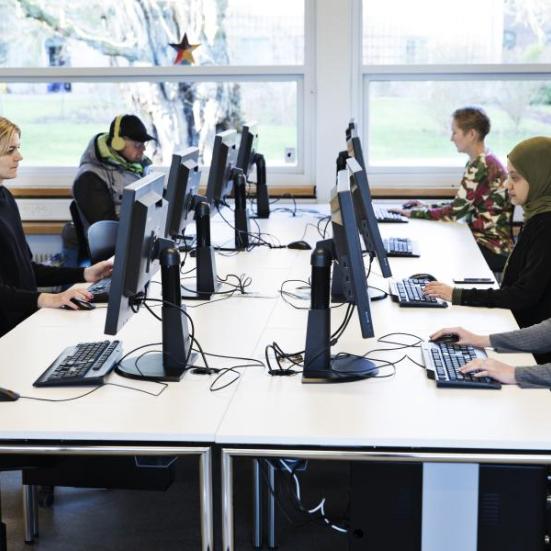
317,215,331,238
216,204,286,250
140,297,197,369
19,386,104,402
264,304,355,375
19,366,169,402
279,279,345,311
141,297,267,390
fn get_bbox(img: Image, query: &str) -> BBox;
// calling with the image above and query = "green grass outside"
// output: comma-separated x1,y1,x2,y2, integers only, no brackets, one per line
0,93,296,166
3,92,549,167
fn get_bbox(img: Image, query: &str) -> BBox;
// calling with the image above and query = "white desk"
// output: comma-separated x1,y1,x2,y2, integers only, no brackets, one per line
0,268,279,550
216,216,551,550
2,210,549,550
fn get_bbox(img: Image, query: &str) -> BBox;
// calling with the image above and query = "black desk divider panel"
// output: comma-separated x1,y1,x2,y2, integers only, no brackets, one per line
350,462,422,551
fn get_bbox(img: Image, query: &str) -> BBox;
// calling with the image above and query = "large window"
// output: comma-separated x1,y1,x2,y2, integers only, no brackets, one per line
0,0,306,173
362,0,551,174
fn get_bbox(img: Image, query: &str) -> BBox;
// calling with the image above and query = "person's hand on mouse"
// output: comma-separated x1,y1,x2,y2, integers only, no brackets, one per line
402,200,425,209
84,259,113,283
37,288,93,310
423,281,453,302
430,327,490,348
460,358,516,384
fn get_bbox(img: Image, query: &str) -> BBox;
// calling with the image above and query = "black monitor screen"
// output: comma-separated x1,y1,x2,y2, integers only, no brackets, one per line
330,171,374,339
236,122,258,176
205,129,237,205
346,121,366,171
347,157,392,278
164,147,200,239
105,172,166,335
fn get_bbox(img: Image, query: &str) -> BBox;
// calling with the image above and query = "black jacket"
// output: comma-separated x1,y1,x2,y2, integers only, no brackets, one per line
454,211,551,363
0,186,84,337
73,171,118,227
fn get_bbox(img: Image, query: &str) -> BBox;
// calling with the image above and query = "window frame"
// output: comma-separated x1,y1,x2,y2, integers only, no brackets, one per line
0,0,315,190
356,0,551,189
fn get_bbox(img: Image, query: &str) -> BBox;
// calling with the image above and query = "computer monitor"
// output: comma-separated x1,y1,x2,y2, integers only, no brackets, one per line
105,172,195,381
205,129,238,205
302,168,377,383
236,122,258,172
205,129,250,249
346,120,366,170
164,147,200,239
347,157,392,278
164,147,218,299
236,122,270,218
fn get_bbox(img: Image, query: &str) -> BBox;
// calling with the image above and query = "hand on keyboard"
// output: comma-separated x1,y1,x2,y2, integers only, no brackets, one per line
387,208,411,218
460,357,516,385
422,281,453,302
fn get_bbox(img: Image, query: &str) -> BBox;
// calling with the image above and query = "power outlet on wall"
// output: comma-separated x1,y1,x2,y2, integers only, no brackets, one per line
284,147,296,163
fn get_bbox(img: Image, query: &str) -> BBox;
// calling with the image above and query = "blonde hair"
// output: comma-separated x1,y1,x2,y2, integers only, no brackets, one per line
0,117,21,156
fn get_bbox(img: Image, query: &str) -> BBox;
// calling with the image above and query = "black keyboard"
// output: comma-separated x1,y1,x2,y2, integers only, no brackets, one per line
389,278,447,308
88,278,111,302
34,340,122,387
373,206,409,223
421,342,501,389
383,237,420,257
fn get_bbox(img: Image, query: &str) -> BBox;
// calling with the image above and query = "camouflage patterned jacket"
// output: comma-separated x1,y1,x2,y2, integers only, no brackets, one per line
410,152,513,256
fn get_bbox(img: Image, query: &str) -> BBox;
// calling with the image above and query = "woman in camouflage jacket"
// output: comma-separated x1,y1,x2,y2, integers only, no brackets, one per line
394,106,513,273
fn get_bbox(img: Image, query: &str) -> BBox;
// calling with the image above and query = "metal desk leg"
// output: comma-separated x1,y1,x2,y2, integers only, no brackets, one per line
0,476,7,551
32,485,39,537
222,451,234,551
252,459,262,549
199,448,213,551
23,484,36,544
267,462,276,549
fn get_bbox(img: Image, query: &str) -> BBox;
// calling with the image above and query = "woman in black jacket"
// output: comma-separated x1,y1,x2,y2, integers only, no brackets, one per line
425,137,551,363
0,117,112,338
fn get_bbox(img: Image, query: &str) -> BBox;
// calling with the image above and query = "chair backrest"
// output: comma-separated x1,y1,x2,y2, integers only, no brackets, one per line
87,220,118,264
69,200,90,262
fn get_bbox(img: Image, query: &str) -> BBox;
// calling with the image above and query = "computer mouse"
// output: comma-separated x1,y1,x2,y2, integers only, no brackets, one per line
409,273,436,282
430,333,460,344
0,387,20,402
69,298,96,310
288,240,312,250
402,200,420,209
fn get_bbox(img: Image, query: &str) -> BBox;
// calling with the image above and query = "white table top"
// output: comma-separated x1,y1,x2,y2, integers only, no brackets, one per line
216,215,551,452
0,281,273,442
1,209,548,452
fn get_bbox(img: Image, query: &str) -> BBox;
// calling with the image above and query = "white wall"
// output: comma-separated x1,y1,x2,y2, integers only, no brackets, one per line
314,0,354,201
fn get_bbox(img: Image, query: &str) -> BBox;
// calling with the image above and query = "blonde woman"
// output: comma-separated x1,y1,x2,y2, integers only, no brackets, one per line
0,117,112,337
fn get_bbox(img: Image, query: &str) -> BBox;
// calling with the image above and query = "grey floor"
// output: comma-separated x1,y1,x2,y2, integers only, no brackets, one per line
0,458,350,550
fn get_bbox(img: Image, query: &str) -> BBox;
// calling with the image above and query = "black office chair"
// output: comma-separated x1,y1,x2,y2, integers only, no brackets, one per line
87,220,118,264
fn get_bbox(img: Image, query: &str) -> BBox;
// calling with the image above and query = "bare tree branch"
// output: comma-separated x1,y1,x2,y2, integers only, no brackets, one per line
16,0,148,61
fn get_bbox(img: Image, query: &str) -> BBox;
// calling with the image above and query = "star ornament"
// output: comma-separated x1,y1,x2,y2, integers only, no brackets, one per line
169,33,200,65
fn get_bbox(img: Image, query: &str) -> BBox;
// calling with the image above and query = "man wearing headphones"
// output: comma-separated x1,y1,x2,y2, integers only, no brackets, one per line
72,114,155,231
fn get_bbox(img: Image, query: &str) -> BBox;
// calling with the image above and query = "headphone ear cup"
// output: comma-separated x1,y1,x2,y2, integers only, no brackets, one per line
111,135,125,151
111,115,125,151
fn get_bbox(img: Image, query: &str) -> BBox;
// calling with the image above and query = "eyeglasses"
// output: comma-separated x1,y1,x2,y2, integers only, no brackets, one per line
124,138,146,150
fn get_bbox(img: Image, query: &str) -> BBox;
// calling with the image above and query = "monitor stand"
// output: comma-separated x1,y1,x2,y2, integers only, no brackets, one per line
115,242,197,382
213,169,251,251
181,200,220,300
233,168,250,249
251,153,270,219
302,244,377,384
